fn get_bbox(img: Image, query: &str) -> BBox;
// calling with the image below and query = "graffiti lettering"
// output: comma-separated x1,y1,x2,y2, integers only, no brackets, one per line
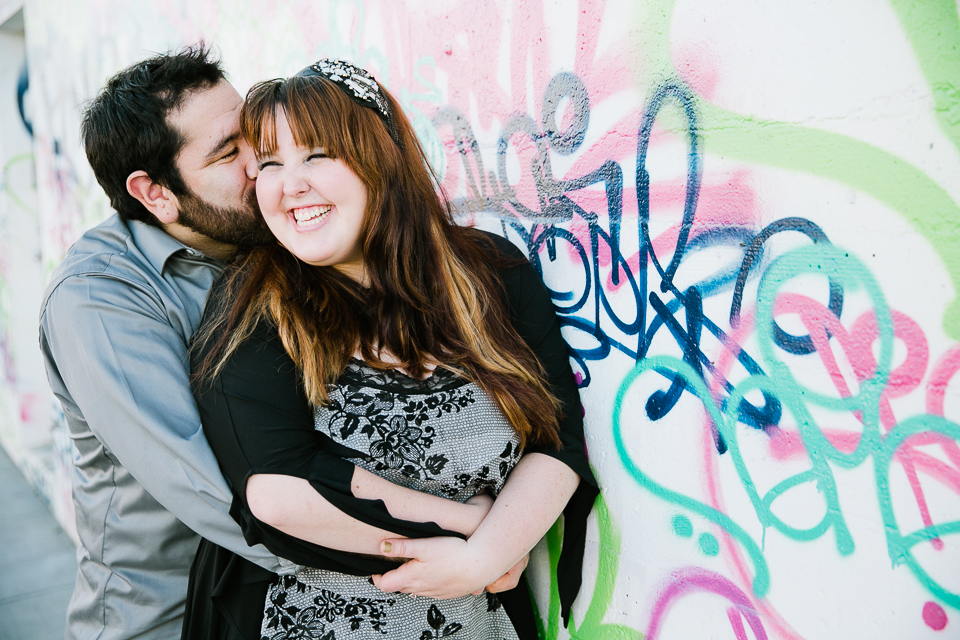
437,68,960,634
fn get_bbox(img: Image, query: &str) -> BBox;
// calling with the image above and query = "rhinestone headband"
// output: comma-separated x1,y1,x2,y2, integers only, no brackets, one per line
295,58,400,146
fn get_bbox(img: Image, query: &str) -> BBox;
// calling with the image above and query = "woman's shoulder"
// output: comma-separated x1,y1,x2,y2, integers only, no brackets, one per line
191,259,279,377
460,228,554,323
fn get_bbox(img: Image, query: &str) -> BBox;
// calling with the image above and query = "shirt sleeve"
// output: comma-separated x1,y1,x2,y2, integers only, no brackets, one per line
39,273,294,575
191,287,464,575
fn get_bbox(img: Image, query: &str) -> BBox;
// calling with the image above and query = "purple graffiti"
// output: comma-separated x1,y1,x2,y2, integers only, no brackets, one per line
647,567,768,640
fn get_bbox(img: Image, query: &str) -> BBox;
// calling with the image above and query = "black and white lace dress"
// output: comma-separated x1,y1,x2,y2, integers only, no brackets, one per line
259,361,522,640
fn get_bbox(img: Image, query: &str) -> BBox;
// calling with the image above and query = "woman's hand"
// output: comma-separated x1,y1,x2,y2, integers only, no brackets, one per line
479,554,529,594
371,536,507,599
371,538,529,598
372,454,579,599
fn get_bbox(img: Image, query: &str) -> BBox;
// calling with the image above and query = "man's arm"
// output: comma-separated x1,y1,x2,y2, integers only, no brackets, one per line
40,276,294,573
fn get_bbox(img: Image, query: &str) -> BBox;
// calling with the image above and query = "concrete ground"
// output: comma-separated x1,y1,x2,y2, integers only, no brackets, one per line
0,446,76,640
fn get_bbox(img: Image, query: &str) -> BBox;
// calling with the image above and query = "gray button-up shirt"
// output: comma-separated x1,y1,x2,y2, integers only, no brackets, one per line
39,215,296,640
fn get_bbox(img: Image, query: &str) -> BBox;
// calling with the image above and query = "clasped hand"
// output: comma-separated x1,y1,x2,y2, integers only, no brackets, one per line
371,536,529,599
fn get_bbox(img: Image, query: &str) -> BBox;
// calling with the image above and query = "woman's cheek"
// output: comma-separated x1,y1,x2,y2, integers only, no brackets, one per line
256,177,280,218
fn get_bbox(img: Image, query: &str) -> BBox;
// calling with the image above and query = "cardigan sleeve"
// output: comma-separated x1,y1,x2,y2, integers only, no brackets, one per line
483,232,596,485
482,230,600,624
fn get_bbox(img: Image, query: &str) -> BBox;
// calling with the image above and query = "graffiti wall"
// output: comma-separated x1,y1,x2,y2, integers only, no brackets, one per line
9,0,960,637
0,4,66,528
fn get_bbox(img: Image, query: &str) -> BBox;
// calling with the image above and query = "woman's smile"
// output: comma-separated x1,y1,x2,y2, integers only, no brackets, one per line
255,108,368,279
290,204,333,230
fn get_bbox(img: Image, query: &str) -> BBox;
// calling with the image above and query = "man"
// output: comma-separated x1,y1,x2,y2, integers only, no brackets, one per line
39,44,296,640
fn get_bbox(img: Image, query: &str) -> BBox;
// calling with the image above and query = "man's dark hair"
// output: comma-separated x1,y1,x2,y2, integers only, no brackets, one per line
80,43,225,225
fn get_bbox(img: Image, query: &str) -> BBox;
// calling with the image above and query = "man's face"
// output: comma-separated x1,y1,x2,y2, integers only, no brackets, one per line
167,80,271,246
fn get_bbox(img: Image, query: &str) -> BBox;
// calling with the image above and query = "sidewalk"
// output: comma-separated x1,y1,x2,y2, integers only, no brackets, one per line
0,446,76,640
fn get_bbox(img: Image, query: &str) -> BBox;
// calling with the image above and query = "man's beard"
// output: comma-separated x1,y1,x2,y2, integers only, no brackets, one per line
176,187,275,248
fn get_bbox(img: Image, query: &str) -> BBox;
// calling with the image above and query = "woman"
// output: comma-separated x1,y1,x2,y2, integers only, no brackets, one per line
186,59,598,639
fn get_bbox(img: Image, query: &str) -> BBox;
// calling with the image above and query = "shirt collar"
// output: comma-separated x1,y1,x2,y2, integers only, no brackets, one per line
127,218,225,272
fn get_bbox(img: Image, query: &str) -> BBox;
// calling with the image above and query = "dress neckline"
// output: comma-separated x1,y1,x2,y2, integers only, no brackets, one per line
339,358,468,394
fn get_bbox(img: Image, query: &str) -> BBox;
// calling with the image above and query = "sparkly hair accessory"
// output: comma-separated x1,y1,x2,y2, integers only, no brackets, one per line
296,58,400,146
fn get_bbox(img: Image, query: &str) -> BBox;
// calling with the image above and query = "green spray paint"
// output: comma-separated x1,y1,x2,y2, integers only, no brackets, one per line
889,0,960,155
540,495,642,640
2,153,37,216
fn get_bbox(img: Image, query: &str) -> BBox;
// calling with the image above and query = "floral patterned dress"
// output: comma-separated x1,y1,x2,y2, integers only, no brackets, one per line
259,361,522,640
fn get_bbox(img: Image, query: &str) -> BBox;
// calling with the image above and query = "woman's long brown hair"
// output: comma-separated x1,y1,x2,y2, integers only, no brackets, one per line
194,73,561,449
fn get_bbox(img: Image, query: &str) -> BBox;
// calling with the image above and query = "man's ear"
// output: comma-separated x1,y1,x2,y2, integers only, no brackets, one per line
126,170,180,225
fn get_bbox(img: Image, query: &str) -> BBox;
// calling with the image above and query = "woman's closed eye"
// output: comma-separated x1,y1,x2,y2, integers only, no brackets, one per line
257,159,280,170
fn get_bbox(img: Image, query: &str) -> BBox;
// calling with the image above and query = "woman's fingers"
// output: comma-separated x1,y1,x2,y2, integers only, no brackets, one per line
370,571,392,592
373,539,422,593
371,537,483,598
483,553,529,593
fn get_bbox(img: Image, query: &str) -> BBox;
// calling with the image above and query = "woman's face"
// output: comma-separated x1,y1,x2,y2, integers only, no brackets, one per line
255,109,368,282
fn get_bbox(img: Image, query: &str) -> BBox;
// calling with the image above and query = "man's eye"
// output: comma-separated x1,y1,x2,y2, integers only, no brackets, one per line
221,148,239,160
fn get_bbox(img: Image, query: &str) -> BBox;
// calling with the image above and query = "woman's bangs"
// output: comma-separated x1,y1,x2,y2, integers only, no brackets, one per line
253,108,280,157
284,78,346,158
